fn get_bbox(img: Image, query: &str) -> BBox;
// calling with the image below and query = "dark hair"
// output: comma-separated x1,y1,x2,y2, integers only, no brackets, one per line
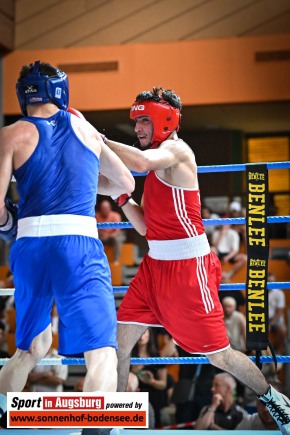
18,62,62,81
131,328,159,358
0,321,6,332
135,87,182,111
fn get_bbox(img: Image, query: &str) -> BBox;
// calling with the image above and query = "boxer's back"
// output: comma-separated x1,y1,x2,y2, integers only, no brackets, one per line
13,110,99,219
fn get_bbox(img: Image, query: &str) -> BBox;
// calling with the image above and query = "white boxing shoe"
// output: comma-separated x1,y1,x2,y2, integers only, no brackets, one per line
258,384,290,434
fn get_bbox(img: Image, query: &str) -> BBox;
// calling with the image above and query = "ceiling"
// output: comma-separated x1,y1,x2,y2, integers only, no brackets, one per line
14,0,290,49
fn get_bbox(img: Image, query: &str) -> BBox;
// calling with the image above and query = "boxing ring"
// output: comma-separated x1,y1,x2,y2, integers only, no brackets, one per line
1,161,289,434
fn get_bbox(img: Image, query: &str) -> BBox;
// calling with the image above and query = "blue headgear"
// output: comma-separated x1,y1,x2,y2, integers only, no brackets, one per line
16,61,69,115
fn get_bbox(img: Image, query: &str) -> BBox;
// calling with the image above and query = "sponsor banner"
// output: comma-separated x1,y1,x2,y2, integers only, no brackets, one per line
7,392,148,429
246,163,269,351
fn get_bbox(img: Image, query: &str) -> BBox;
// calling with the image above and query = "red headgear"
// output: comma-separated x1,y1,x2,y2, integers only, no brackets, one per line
130,99,181,149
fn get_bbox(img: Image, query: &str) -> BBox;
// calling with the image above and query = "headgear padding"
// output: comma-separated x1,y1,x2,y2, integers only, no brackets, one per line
16,61,69,116
130,99,181,149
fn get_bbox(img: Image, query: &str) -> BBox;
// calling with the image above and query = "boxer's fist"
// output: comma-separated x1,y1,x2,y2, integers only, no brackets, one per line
67,107,86,120
0,198,18,242
111,193,131,207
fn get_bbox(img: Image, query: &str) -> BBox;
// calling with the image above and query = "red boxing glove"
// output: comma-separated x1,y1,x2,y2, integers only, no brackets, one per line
67,107,108,144
111,193,131,207
67,107,86,120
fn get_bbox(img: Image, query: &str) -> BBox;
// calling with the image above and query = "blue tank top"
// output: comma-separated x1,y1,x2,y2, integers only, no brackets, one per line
14,110,99,219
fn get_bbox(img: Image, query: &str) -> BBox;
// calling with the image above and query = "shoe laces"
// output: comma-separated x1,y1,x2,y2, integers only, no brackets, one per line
267,398,290,425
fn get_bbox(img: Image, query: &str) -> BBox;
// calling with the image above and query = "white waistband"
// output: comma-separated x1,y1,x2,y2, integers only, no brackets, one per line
148,233,210,260
17,215,98,239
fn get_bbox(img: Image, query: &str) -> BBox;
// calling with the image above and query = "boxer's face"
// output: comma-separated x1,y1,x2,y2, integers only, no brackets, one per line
134,116,153,148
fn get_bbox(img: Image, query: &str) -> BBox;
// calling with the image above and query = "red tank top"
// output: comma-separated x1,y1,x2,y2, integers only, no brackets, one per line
143,171,205,241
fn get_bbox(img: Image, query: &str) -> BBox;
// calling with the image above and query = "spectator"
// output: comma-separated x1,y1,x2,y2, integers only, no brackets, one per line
172,347,216,426
28,346,68,392
0,322,10,359
211,223,247,281
127,371,155,428
229,201,242,216
268,272,287,354
229,201,246,244
243,348,283,412
131,328,167,427
237,382,286,430
0,271,14,327
96,199,124,264
201,207,220,245
0,271,14,290
222,297,246,352
195,372,246,430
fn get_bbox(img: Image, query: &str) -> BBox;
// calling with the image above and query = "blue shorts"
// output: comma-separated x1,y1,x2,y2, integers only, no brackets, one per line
10,235,117,355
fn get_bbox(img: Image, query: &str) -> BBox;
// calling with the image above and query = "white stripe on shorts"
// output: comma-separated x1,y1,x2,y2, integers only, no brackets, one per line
196,256,214,314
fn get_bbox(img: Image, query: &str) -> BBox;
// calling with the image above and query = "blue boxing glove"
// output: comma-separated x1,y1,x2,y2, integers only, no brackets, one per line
0,199,18,242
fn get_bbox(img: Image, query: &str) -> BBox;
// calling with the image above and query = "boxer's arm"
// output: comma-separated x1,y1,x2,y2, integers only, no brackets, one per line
112,193,146,236
0,128,18,242
98,141,135,196
0,127,14,224
106,138,190,172
121,196,147,236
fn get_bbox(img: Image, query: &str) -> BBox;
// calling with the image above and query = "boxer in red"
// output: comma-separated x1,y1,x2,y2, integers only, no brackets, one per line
107,87,290,434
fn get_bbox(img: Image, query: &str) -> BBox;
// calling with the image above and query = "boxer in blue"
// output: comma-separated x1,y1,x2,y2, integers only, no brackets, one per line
0,61,134,430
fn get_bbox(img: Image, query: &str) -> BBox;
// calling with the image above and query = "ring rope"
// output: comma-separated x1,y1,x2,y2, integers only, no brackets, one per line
11,161,290,182
1,282,290,296
131,161,290,177
97,215,290,229
0,355,288,366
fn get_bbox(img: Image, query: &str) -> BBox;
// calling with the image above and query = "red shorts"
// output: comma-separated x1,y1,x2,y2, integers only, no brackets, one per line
118,251,230,354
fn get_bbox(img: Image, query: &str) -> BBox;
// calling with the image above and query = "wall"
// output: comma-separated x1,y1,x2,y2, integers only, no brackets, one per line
3,33,290,114
0,0,14,51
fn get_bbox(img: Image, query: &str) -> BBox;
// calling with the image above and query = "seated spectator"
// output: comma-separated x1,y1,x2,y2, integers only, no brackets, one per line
0,322,10,359
131,328,167,428
201,207,220,245
268,272,287,354
0,271,14,290
195,372,246,430
219,288,246,314
237,381,286,430
229,201,246,244
172,347,216,426
211,223,247,281
229,200,242,219
243,348,283,412
0,271,14,326
127,372,155,428
96,199,124,264
28,346,68,392
222,297,246,351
